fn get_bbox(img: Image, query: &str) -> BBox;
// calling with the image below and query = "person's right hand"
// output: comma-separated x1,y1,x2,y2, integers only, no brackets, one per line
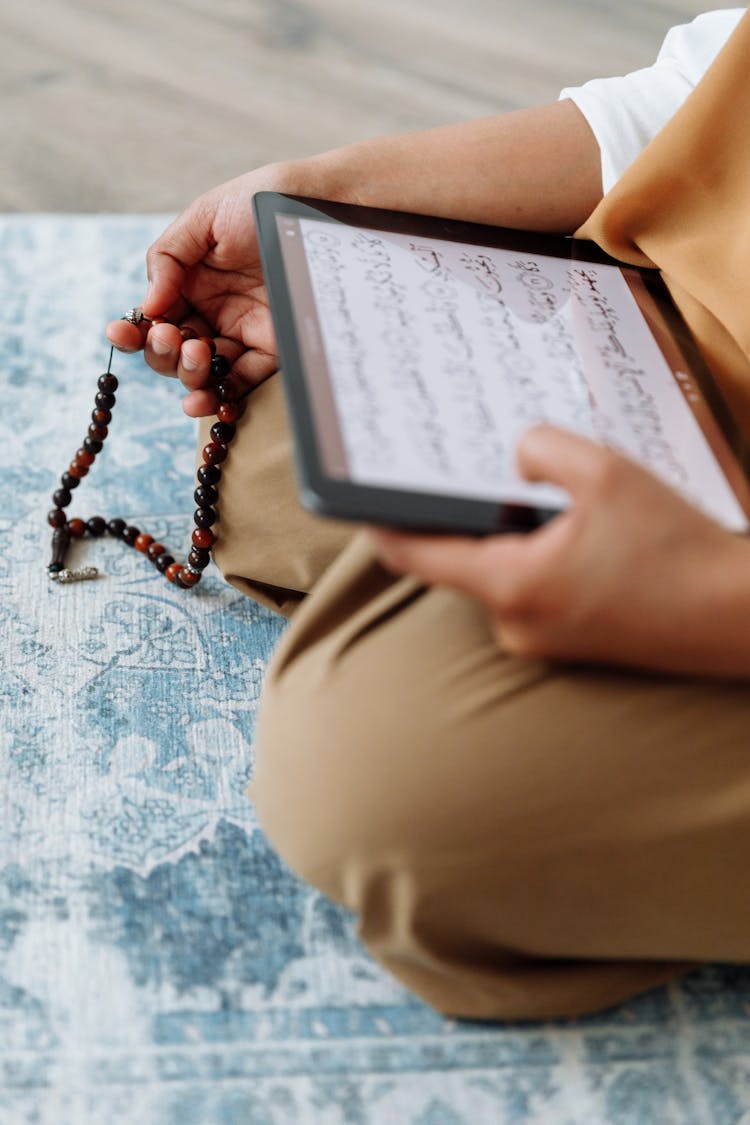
105,163,298,417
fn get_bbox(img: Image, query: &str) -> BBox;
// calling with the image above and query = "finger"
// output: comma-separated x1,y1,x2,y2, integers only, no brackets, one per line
182,387,220,418
167,337,273,416
180,342,268,415
517,424,608,494
368,528,472,580
144,322,184,375
105,318,148,353
143,197,216,317
367,527,528,603
177,338,214,390
177,333,243,391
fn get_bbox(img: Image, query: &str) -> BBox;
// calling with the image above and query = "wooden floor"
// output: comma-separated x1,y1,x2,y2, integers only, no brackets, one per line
3,0,710,212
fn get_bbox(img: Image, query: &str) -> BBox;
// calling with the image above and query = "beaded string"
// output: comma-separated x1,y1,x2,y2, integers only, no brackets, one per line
47,313,240,589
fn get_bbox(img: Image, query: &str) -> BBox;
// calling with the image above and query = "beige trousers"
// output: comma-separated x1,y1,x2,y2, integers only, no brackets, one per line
202,12,750,1022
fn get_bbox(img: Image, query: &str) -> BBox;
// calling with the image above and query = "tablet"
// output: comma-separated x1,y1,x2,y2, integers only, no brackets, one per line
253,191,750,535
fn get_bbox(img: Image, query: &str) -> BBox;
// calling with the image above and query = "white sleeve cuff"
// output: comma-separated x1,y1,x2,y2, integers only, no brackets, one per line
559,9,745,195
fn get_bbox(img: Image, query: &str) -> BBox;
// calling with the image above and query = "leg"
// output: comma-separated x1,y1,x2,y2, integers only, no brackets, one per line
251,533,750,1021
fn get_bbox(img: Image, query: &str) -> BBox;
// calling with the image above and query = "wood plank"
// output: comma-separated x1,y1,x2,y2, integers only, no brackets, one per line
0,0,714,211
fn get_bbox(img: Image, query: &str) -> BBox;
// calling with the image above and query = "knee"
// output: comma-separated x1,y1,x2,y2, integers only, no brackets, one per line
250,651,417,908
249,634,524,933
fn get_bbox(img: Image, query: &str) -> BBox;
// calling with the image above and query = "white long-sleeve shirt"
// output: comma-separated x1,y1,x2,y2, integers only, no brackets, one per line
560,8,746,193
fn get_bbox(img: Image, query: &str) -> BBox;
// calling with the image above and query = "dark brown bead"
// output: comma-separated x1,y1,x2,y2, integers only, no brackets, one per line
53,488,72,509
210,354,230,381
98,373,118,393
165,562,183,584
86,516,106,537
179,567,201,587
198,336,216,356
147,541,166,562
201,442,228,465
210,421,236,445
107,518,126,538
155,552,175,573
134,533,154,553
91,408,112,426
122,525,140,547
217,401,239,424
68,518,86,538
48,508,67,528
88,423,108,442
48,524,70,573
194,485,218,508
197,464,222,486
69,460,89,479
75,448,95,468
191,526,215,550
83,437,103,455
216,380,236,402
188,546,211,570
95,391,116,410
179,326,198,341
61,471,80,491
193,507,217,529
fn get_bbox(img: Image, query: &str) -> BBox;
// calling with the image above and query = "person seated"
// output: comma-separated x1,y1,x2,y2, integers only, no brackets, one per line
107,9,750,1021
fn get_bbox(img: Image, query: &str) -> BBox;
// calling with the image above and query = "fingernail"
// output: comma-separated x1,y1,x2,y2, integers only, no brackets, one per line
150,334,171,356
182,353,199,371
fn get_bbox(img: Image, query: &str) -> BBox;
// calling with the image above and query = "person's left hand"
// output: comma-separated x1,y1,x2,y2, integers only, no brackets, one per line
368,425,748,677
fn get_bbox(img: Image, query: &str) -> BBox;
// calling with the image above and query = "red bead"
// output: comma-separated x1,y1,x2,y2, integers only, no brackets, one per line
75,448,95,467
199,336,217,356
147,541,166,562
179,326,198,341
165,562,183,584
191,527,215,550
201,442,228,465
92,409,112,426
134,533,154,553
68,518,86,538
88,423,108,442
217,402,239,424
69,460,89,478
179,567,201,587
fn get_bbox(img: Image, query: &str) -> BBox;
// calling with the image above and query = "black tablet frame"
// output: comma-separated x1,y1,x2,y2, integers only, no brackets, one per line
253,191,750,535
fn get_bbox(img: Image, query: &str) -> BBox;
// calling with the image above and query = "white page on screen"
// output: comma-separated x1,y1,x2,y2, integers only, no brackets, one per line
286,216,747,531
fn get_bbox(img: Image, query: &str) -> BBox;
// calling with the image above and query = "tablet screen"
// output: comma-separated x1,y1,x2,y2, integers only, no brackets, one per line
267,201,750,532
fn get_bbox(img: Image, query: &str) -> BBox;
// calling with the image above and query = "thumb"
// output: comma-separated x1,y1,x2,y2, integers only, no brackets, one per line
517,424,609,496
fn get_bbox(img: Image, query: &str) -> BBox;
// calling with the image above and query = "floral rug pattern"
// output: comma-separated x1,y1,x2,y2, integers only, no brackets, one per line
0,215,748,1124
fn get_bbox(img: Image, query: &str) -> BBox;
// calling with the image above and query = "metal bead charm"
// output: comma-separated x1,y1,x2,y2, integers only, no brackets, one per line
122,308,151,326
49,566,100,584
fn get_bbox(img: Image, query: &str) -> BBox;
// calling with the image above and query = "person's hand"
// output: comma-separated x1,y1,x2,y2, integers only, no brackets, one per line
368,425,750,677
105,163,299,417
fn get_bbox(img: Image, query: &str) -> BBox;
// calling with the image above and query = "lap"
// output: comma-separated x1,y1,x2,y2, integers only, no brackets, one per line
209,374,750,1016
255,528,750,964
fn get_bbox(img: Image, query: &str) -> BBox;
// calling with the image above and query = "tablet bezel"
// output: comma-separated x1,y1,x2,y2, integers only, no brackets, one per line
253,190,750,535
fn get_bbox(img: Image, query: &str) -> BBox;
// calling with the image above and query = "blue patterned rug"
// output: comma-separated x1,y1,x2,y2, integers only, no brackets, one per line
1,214,749,1124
